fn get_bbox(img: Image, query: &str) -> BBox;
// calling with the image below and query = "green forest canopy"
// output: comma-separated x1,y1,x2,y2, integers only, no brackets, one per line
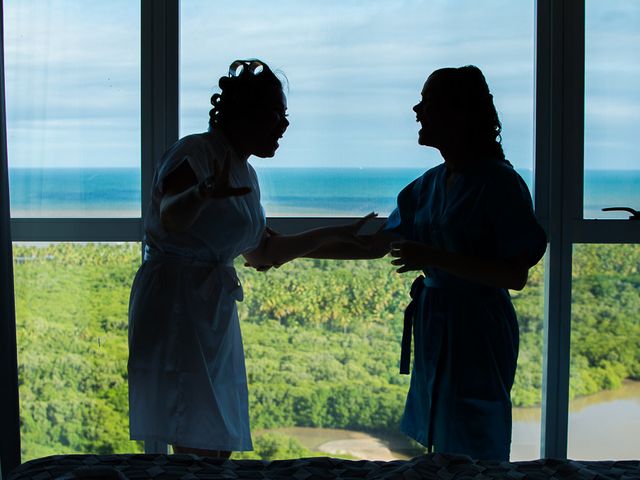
12,243,640,460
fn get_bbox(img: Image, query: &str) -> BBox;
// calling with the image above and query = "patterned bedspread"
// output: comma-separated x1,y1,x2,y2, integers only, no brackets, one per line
9,453,640,480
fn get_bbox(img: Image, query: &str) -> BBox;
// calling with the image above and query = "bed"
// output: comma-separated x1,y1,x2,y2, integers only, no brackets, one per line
8,453,640,480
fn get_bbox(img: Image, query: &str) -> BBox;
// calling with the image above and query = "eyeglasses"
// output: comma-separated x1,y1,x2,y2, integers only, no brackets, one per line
229,59,265,77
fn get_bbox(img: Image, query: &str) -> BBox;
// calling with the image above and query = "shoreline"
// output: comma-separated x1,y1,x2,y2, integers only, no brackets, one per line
255,427,416,461
255,381,640,461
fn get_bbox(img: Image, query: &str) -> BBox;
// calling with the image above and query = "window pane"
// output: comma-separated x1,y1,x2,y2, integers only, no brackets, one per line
238,258,416,460
568,244,640,459
13,248,543,462
237,257,544,461
584,1,640,219
180,0,535,216
510,257,545,460
5,1,141,218
14,243,143,461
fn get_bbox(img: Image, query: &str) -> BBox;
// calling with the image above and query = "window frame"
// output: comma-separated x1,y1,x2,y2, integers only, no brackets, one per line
4,0,640,464
0,2,19,476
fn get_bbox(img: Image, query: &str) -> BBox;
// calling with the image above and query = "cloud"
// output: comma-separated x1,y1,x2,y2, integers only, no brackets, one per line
5,0,638,171
5,0,139,67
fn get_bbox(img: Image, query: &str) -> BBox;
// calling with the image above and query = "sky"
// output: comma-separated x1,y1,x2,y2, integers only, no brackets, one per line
4,0,640,170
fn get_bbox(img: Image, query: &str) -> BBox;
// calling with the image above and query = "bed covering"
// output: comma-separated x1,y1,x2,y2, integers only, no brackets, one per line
8,453,640,480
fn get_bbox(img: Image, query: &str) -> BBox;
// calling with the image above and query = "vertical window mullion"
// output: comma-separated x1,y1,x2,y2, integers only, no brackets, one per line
140,0,179,454
141,0,179,223
0,0,22,474
538,0,585,459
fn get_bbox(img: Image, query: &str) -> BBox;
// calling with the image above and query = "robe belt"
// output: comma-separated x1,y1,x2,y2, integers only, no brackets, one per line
143,247,243,302
400,275,426,374
400,275,500,374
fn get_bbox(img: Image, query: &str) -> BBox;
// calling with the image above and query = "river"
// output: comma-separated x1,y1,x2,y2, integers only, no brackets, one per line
265,380,640,461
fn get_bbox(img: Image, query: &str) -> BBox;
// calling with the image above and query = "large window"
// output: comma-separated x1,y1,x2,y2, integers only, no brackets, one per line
510,258,545,460
13,243,143,461
5,0,141,218
4,0,640,467
583,1,640,219
568,244,640,459
560,0,640,460
179,0,540,460
180,0,535,216
238,258,416,459
5,0,143,463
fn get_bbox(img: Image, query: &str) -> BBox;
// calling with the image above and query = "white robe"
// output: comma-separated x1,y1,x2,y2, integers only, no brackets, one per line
128,130,265,451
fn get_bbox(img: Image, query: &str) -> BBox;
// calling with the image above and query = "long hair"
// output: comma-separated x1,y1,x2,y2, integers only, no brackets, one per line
428,65,505,161
208,59,285,131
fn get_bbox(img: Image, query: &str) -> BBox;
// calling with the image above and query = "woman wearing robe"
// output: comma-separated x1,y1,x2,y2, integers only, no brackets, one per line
128,59,374,458
291,65,547,460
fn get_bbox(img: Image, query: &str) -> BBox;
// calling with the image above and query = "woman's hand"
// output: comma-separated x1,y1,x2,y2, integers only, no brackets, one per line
390,240,439,273
197,151,252,199
329,212,378,246
244,228,282,272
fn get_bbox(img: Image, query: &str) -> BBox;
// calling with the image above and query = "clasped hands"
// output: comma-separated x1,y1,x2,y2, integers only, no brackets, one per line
244,212,379,272
244,209,441,274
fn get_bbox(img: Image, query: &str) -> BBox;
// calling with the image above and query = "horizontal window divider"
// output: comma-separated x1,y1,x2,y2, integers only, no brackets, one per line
571,219,640,244
9,217,387,242
14,217,637,245
267,216,387,235
10,218,143,242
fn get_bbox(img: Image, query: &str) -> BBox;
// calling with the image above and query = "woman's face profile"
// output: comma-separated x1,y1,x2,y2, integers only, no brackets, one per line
413,79,442,148
413,76,460,151
244,88,289,158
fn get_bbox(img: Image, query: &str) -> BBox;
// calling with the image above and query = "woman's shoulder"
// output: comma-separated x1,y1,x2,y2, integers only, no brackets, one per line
163,133,210,158
174,132,207,147
483,159,526,184
395,165,442,204
424,163,445,178
484,160,534,204
155,133,218,184
402,165,443,192
411,164,443,187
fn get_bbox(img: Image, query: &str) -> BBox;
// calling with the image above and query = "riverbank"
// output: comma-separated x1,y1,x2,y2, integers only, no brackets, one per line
256,427,419,461
260,381,640,461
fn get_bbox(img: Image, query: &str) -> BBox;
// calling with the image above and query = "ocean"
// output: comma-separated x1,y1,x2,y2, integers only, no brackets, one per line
7,167,640,219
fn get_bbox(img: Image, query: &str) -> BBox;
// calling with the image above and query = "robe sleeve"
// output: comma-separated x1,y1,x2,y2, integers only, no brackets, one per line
384,176,422,240
155,136,215,194
487,167,547,267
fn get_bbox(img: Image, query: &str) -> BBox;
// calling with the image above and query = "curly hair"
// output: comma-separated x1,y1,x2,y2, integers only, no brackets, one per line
428,65,505,161
208,59,285,131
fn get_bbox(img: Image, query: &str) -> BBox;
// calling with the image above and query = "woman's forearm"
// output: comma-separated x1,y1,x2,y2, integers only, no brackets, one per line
258,227,341,265
251,226,380,266
246,216,386,267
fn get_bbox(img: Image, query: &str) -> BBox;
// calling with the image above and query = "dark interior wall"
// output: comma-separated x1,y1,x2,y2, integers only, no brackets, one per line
0,0,21,477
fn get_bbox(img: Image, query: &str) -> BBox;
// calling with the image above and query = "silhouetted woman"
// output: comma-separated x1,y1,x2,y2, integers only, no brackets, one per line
128,59,373,458
385,65,547,461
299,65,546,460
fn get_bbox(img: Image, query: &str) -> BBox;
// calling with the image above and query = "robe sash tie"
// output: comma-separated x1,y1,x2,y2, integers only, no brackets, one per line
143,247,243,302
400,275,426,374
399,275,500,374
